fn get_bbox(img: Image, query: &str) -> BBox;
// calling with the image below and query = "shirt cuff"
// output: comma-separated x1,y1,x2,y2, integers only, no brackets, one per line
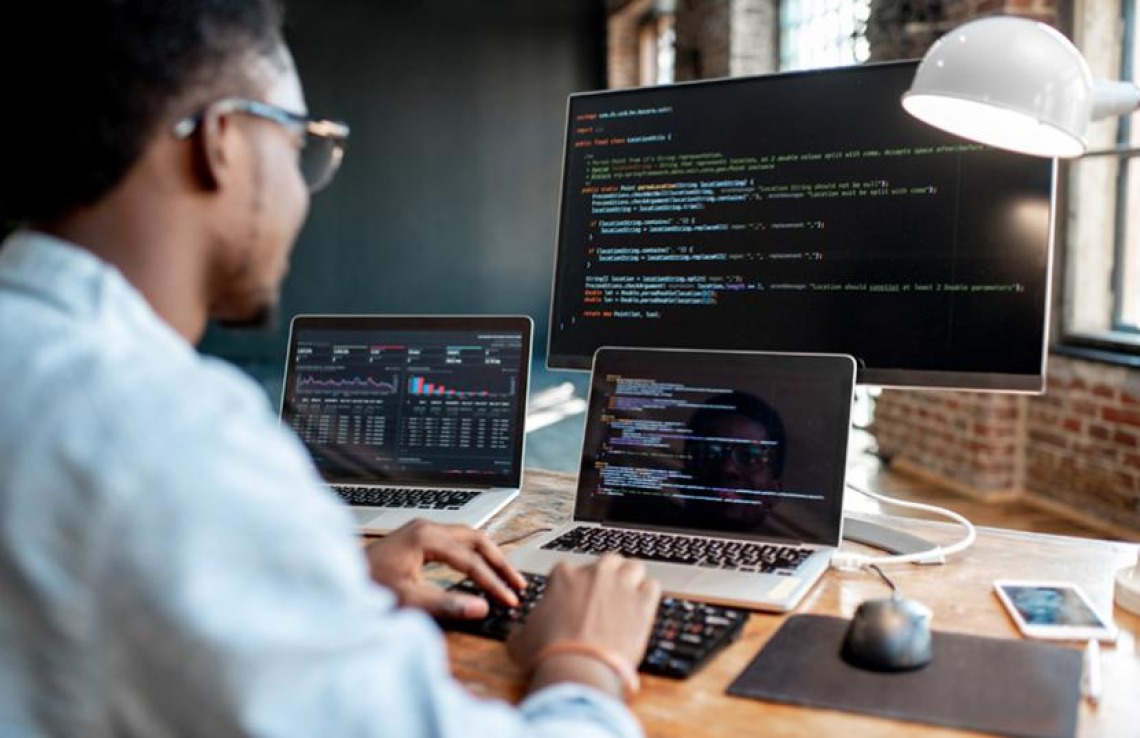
518,682,644,738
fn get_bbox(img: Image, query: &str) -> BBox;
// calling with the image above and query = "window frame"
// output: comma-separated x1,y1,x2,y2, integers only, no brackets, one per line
1055,0,1140,364
777,0,870,73
1111,0,1139,335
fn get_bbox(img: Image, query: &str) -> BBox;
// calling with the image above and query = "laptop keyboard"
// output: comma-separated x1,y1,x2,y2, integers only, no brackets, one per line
440,572,749,678
540,526,813,573
332,485,479,510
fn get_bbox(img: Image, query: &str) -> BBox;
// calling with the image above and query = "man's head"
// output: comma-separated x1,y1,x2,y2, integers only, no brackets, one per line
0,1,345,334
684,391,786,490
2,1,288,226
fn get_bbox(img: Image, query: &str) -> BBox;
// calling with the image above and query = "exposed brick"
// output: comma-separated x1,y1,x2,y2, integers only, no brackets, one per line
1013,12,1058,24
1028,428,1070,448
1113,430,1139,448
1124,454,1140,471
1123,392,1140,406
994,406,1021,421
1090,424,1111,441
1071,400,1098,416
1103,407,1140,428
1092,384,1116,399
1062,417,1082,433
974,422,1015,437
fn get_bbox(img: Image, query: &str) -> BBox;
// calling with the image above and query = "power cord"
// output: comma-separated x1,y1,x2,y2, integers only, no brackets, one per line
866,563,899,596
830,482,977,570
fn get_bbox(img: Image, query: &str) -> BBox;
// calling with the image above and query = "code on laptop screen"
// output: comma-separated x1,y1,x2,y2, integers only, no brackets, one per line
575,348,853,545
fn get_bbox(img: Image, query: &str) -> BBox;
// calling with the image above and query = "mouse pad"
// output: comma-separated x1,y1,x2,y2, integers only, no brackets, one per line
727,614,1081,738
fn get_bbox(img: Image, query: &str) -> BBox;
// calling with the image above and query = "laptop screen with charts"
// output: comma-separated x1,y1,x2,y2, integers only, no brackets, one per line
509,347,855,611
280,315,532,534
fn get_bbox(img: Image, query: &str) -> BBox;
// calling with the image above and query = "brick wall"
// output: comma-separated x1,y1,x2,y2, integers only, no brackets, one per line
1025,357,1140,532
728,0,778,76
877,355,1140,536
943,0,1058,25
870,0,1140,537
606,0,1140,536
609,0,776,87
874,391,1024,497
607,0,655,89
675,0,731,81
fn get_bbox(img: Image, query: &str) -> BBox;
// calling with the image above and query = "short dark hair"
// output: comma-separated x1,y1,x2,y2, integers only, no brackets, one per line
0,0,285,226
686,391,787,478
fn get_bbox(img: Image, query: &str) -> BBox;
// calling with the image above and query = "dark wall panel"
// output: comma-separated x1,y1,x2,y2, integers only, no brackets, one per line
202,0,605,370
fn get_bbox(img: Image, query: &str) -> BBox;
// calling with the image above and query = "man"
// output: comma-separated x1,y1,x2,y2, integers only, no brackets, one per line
0,2,659,736
685,391,786,494
683,391,786,529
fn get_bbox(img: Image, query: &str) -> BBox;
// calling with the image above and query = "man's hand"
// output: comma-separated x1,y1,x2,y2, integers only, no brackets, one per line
507,554,660,696
365,520,527,619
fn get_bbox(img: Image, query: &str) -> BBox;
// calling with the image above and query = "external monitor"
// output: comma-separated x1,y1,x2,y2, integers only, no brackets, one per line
546,60,1055,391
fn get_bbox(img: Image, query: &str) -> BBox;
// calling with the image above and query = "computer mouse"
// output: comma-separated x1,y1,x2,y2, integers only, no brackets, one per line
840,596,933,672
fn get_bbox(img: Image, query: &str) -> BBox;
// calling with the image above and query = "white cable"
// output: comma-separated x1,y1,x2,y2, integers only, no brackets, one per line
831,482,977,569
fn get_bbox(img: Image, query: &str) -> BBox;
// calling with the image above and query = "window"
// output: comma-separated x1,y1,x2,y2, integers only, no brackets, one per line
607,0,676,89
639,11,676,85
1063,0,1140,354
779,0,870,71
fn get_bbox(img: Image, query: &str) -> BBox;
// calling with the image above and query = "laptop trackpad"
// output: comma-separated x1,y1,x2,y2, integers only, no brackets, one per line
352,508,381,525
643,561,705,592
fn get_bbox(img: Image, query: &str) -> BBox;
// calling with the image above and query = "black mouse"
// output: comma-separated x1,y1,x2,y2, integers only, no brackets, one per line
840,596,933,672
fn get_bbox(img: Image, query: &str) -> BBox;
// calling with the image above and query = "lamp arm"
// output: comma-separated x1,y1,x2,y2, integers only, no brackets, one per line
1091,80,1140,121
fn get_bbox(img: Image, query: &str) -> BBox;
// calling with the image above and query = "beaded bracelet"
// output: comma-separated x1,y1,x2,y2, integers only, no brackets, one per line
529,640,640,701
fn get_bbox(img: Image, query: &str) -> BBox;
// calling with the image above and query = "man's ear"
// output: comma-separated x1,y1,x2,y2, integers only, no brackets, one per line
191,106,238,193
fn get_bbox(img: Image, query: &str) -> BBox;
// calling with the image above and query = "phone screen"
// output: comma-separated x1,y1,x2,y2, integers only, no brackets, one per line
999,583,1106,628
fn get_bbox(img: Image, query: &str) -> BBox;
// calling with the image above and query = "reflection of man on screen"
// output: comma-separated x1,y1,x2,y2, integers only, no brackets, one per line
683,391,785,528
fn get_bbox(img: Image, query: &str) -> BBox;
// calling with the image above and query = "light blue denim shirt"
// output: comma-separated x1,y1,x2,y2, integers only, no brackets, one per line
0,231,641,738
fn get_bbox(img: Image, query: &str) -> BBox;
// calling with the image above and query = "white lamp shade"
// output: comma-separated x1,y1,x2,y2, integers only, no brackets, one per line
902,16,1094,158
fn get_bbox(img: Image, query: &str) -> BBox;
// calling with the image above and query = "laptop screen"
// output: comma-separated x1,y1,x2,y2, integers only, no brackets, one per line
575,348,854,546
281,315,532,487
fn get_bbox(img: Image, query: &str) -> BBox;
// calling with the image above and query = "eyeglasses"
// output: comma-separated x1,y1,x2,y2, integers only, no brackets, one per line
173,98,350,193
689,441,775,468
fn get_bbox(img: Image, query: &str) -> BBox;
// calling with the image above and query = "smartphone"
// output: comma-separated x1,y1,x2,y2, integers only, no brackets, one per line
993,580,1118,641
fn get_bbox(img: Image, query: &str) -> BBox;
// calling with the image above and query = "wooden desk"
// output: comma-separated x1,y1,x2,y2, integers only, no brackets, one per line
446,470,1140,738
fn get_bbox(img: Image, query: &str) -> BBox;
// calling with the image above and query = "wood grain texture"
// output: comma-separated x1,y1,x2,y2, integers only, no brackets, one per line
447,469,1140,738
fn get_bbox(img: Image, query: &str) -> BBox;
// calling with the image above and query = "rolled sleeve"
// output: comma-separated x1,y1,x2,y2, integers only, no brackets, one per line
519,684,644,738
95,381,641,738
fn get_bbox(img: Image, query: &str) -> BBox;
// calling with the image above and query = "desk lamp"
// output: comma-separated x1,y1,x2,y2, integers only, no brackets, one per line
901,15,1140,616
901,15,1140,158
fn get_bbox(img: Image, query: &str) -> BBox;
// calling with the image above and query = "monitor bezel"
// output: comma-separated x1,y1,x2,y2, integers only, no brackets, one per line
281,313,534,487
543,60,1056,394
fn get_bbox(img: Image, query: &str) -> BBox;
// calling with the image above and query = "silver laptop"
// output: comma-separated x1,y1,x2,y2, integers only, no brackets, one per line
510,347,854,611
280,315,532,534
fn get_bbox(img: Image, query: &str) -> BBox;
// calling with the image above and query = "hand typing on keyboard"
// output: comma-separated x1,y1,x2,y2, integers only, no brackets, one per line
365,520,527,619
506,555,661,700
368,521,663,702
442,571,749,679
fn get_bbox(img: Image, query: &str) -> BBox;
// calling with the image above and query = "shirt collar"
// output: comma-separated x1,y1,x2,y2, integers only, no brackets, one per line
0,229,192,353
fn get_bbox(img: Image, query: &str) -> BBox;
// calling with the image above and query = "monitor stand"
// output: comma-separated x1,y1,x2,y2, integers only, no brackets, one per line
842,514,937,558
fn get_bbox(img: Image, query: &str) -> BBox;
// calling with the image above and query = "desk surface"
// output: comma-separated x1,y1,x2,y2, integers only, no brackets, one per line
445,470,1140,738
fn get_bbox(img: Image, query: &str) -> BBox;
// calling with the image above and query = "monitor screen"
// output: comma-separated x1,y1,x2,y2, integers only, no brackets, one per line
546,61,1055,391
280,316,531,486
574,348,855,545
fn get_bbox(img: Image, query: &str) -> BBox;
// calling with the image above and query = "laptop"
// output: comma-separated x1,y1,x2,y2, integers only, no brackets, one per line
509,347,855,611
280,315,532,534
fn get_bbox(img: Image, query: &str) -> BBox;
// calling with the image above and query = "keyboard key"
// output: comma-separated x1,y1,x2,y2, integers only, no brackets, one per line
332,485,479,509
540,526,811,573
438,572,748,679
